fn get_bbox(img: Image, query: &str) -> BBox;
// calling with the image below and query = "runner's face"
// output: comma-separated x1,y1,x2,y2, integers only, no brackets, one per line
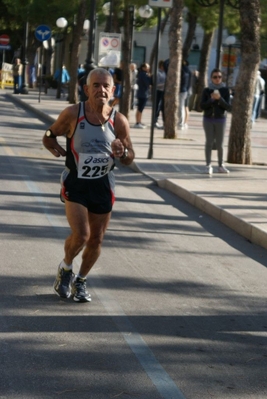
86,74,115,105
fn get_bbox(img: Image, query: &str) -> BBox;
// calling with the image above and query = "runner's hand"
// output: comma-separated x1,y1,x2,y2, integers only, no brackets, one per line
42,136,66,158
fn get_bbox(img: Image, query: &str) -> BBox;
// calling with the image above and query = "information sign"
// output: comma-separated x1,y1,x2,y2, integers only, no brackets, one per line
98,32,121,68
35,25,52,42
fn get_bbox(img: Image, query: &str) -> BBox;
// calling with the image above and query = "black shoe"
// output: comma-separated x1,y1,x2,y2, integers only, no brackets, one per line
53,266,73,298
71,276,91,302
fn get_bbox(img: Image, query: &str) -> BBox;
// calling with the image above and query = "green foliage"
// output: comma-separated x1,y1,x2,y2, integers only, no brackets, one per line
185,0,240,35
0,0,83,30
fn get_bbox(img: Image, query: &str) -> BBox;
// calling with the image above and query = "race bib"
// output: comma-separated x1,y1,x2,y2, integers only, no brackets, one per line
77,153,114,179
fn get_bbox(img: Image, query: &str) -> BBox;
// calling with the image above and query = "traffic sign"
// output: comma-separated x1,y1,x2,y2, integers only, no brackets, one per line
98,32,122,68
0,34,10,46
0,45,11,50
35,25,52,42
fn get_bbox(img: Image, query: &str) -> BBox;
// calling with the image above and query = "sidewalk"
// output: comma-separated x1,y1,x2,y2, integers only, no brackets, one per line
4,88,267,251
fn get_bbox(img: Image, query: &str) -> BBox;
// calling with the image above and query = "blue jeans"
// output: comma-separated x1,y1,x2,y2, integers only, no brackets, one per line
14,75,22,93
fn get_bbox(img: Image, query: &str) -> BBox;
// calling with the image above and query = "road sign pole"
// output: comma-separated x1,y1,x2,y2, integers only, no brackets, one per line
21,21,29,94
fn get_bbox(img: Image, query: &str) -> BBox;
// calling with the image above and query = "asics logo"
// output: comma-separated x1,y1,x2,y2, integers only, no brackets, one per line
84,156,109,164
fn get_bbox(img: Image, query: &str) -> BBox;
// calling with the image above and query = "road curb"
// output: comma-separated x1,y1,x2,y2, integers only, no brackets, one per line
159,179,267,250
5,93,56,124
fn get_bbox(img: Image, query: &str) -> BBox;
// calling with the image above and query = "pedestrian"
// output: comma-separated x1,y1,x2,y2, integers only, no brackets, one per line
134,63,152,129
252,70,265,123
54,65,70,97
154,60,166,129
12,58,23,94
200,68,231,175
42,68,135,302
130,63,138,110
77,64,86,101
110,62,123,107
178,59,191,130
188,69,200,111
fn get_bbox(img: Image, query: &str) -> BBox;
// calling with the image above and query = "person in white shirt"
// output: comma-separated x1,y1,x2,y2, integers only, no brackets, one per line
251,71,265,123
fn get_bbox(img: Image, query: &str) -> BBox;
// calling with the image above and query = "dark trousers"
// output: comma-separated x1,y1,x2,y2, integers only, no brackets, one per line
155,90,164,123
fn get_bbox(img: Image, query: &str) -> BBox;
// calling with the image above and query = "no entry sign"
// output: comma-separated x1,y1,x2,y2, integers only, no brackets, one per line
0,34,10,46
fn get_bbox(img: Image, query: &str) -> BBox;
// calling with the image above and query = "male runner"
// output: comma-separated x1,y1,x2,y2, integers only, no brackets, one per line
42,68,135,302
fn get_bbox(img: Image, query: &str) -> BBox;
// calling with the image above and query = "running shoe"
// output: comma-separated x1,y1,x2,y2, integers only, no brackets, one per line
53,266,73,298
134,123,146,129
71,276,91,302
218,165,230,173
205,165,213,175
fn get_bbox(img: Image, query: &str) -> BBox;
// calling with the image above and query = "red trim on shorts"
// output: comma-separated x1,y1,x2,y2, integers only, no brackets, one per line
110,189,115,205
61,184,68,200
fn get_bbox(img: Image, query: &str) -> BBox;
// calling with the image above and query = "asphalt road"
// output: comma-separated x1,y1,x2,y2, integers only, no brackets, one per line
0,94,267,399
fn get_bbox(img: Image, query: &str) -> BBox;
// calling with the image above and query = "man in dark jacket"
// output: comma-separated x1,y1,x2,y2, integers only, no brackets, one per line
134,63,152,128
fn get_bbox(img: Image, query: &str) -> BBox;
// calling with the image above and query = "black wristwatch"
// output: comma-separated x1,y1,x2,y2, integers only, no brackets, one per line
45,129,57,138
120,148,129,160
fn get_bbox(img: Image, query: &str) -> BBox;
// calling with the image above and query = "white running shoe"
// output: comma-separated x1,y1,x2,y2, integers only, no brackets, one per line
205,165,213,175
134,123,145,129
218,165,230,173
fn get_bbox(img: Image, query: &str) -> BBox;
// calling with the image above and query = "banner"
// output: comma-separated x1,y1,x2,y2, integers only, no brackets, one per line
1,62,13,72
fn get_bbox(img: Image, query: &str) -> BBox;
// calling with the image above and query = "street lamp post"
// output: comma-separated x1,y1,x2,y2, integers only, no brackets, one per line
21,21,29,94
102,1,113,32
195,0,240,68
78,0,97,101
225,35,236,86
84,0,97,74
56,17,68,99
147,7,161,159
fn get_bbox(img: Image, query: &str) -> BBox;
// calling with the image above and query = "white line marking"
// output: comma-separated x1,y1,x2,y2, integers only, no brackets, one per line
91,279,186,399
173,164,181,172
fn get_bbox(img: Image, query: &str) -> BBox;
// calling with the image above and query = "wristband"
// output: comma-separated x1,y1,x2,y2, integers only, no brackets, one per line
45,129,57,138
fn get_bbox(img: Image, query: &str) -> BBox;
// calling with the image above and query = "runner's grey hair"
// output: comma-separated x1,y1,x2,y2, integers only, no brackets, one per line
86,68,114,86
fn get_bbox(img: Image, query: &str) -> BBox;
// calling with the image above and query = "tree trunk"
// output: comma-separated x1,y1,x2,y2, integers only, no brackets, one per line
120,4,132,119
227,0,261,164
149,10,170,72
164,0,184,139
68,0,87,104
182,12,198,61
195,30,214,112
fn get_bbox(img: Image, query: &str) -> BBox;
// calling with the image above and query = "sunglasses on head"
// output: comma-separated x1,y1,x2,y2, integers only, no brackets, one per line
212,75,222,79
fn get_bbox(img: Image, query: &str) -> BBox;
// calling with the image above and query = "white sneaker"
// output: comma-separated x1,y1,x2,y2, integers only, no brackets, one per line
218,165,229,173
155,122,161,128
184,123,188,129
205,165,213,175
134,123,145,129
